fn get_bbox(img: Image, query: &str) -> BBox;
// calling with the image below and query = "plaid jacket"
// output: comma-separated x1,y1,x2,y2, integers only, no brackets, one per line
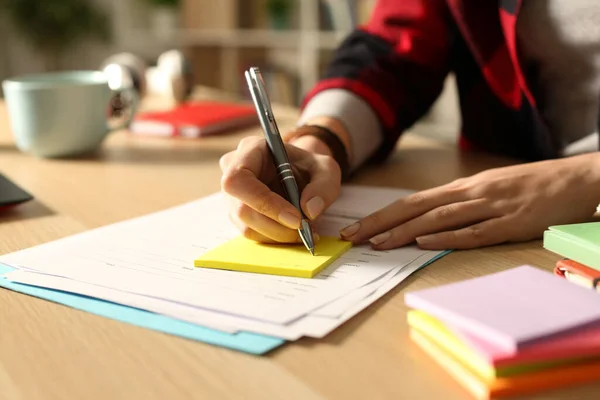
301,0,571,163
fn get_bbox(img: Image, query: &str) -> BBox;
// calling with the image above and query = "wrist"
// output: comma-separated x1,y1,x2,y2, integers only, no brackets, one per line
285,124,351,181
587,153,600,197
288,134,333,157
564,153,600,199
303,116,353,162
285,117,352,158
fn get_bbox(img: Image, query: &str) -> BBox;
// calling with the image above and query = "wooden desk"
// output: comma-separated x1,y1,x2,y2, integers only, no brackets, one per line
0,90,596,400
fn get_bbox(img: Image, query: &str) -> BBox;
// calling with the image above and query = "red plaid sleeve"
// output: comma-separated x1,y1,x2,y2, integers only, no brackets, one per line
301,0,454,162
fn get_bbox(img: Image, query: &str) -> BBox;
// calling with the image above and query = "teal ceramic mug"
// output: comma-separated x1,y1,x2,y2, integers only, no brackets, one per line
2,70,137,158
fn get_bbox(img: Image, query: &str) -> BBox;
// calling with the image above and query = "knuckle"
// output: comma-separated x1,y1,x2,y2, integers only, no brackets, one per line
468,178,503,198
468,224,485,242
448,184,470,198
447,231,459,242
366,212,381,227
435,205,455,220
238,136,258,148
256,192,276,216
235,203,252,221
466,184,485,199
407,193,426,207
219,155,228,171
322,157,342,186
324,155,341,172
451,177,467,187
518,201,536,216
241,226,256,240
220,169,238,193
451,176,476,191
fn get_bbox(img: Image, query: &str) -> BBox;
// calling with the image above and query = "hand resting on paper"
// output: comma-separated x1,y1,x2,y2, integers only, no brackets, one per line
340,153,600,250
220,135,342,244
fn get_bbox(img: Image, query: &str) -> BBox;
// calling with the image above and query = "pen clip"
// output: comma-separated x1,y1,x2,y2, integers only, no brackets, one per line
246,68,281,138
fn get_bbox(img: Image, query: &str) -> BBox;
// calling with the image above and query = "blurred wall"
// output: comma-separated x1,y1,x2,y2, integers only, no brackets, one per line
0,0,138,84
0,0,459,143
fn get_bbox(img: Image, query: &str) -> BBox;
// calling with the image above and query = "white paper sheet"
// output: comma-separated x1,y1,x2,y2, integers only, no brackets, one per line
1,194,399,324
325,185,413,219
293,251,443,338
4,250,442,340
1,185,445,339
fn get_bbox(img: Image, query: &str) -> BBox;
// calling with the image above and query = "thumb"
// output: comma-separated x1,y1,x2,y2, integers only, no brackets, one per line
300,155,342,220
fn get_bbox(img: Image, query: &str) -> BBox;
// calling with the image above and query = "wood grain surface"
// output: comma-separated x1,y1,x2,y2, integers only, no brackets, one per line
0,88,597,400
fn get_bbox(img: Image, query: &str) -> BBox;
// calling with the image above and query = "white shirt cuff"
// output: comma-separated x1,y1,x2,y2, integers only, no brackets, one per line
297,89,384,171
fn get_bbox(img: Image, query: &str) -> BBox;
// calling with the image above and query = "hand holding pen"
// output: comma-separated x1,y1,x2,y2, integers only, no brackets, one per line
245,67,317,254
219,70,342,252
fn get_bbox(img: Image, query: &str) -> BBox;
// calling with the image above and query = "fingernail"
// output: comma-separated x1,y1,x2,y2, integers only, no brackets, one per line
306,196,325,220
314,233,320,242
340,222,360,238
279,212,300,229
369,231,391,245
416,235,434,245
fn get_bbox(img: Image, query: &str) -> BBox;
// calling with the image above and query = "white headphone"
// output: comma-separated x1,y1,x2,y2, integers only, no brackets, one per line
155,49,194,103
100,49,193,104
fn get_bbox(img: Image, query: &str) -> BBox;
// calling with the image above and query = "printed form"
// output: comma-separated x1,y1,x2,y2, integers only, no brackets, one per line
1,186,445,339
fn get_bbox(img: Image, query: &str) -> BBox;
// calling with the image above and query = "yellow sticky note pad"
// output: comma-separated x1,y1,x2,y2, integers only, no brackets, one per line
194,236,352,278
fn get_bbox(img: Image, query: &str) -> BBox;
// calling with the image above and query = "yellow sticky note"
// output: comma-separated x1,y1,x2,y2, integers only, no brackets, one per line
194,236,352,278
407,310,496,380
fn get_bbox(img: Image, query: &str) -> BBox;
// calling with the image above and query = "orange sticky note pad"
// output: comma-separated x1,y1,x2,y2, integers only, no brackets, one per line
194,236,352,278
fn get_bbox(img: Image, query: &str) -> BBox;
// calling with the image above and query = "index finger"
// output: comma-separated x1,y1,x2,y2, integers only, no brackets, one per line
221,142,302,230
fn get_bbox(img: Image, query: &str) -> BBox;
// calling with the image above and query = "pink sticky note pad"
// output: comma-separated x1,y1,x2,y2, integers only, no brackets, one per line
404,265,600,353
451,318,600,367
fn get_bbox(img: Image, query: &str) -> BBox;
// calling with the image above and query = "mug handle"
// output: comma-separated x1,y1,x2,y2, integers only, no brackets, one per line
106,86,139,132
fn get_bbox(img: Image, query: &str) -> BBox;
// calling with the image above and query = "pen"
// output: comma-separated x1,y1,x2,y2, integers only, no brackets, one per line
244,67,315,255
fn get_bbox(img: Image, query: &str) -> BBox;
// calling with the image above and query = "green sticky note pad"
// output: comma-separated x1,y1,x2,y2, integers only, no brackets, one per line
194,236,352,278
544,222,600,270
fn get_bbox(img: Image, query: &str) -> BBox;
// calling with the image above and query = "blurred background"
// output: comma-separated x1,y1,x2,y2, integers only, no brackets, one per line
0,0,458,142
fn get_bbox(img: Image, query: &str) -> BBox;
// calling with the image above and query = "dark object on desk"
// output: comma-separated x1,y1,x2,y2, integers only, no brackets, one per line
0,173,33,211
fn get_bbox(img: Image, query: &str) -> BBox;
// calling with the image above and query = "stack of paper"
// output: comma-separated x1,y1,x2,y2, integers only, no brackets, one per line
405,265,600,399
544,223,600,291
0,185,448,354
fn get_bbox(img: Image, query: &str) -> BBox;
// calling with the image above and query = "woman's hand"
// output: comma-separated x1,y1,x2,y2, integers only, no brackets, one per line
340,154,600,250
220,135,342,244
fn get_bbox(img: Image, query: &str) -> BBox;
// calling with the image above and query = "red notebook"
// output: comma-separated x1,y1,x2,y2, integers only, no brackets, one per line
129,101,258,138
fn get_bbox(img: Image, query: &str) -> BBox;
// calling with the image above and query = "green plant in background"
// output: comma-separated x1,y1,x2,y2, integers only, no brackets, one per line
266,0,293,30
0,0,111,71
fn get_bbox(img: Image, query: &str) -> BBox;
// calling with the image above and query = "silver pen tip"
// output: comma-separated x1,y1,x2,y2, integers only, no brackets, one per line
299,219,315,256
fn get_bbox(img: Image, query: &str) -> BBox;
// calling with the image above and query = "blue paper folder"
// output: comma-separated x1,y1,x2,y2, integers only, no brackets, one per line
0,263,285,355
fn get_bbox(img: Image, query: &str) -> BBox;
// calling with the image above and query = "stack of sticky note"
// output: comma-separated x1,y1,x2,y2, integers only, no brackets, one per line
404,265,600,399
544,222,600,291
